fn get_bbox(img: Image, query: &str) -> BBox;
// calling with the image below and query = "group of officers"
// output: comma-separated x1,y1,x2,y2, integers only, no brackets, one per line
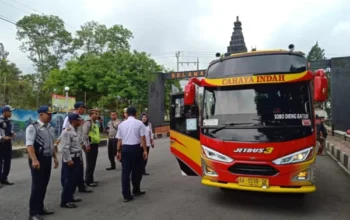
1,102,152,220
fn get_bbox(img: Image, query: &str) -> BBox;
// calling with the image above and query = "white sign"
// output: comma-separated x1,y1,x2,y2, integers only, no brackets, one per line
186,118,197,131
274,114,309,120
203,119,219,126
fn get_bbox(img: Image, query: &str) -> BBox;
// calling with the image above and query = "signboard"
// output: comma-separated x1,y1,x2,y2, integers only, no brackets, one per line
164,70,207,79
51,94,76,113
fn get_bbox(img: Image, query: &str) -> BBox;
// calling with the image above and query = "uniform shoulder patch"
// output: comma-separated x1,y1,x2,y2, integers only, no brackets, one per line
66,127,71,131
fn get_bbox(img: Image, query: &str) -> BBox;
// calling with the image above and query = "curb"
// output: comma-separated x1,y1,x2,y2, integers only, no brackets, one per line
326,140,350,175
154,132,170,139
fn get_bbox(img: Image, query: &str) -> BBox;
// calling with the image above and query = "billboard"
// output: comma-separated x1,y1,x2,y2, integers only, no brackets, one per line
51,93,76,113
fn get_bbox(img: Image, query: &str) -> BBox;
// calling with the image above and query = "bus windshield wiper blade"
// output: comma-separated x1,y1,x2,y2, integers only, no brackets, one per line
210,122,254,134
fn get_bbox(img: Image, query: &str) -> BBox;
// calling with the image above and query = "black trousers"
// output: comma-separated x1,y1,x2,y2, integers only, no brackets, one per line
77,159,86,191
143,147,150,173
85,143,99,184
121,145,143,199
61,157,81,205
108,138,117,168
0,141,12,182
29,155,52,216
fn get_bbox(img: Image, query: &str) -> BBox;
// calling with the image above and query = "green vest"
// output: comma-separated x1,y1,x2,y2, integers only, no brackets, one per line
89,121,100,144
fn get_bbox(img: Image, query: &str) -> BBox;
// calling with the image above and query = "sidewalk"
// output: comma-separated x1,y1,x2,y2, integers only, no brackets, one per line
325,126,350,174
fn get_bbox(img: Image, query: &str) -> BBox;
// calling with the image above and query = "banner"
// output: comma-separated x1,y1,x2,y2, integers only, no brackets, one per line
51,93,76,113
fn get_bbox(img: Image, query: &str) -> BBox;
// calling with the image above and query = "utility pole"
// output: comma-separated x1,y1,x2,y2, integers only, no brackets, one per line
175,51,200,71
175,51,180,71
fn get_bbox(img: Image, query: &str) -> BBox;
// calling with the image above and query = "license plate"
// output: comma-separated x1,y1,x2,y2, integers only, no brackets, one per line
237,177,269,188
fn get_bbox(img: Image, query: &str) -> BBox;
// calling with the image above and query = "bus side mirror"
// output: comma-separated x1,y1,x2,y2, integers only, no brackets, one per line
314,69,328,102
184,83,196,106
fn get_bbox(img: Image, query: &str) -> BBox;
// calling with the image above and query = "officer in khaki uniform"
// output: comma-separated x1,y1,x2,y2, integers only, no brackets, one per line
105,111,121,170
60,113,84,209
82,108,101,187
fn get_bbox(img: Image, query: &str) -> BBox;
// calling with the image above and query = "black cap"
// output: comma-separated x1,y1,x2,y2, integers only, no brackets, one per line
68,113,83,121
74,101,87,109
127,106,137,115
37,105,57,114
1,105,15,112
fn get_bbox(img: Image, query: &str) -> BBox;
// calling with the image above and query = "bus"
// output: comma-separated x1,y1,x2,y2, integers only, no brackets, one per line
170,46,328,194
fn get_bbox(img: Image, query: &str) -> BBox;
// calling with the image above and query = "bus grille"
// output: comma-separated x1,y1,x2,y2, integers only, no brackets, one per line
228,164,278,176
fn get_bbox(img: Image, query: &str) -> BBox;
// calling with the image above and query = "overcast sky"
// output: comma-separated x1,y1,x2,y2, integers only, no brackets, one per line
1,0,350,78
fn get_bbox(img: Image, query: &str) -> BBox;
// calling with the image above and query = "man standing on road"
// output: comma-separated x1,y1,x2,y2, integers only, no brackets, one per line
83,108,101,187
61,101,92,194
26,106,59,220
0,105,16,188
60,113,84,209
105,111,121,171
116,107,148,202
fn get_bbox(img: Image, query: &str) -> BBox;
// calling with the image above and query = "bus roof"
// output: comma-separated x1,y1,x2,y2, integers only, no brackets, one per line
210,50,306,65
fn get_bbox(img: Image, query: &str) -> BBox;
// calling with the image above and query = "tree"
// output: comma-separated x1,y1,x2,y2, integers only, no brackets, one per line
307,42,331,118
44,50,163,113
0,42,37,108
16,14,75,107
75,21,133,55
307,41,326,61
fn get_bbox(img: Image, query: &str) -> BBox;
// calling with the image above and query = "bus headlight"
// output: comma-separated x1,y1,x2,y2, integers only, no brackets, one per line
272,147,314,165
201,145,234,163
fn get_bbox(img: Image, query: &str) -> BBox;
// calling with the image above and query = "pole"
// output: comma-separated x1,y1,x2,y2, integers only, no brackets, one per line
197,57,199,70
84,92,87,104
175,51,180,72
65,91,68,114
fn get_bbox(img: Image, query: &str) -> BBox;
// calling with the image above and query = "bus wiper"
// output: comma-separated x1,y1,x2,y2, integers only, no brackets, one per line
210,122,254,134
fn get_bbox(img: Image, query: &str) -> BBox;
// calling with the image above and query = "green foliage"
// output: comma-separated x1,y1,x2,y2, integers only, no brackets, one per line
8,13,175,115
75,21,133,55
16,14,75,107
44,50,162,113
0,43,37,108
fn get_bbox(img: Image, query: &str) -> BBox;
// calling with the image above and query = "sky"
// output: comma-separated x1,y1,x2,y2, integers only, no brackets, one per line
1,0,350,86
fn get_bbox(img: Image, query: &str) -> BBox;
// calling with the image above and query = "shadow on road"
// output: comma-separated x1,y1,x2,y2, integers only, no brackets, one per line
208,189,315,215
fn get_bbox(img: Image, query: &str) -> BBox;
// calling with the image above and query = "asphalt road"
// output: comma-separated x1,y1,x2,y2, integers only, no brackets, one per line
1,138,350,220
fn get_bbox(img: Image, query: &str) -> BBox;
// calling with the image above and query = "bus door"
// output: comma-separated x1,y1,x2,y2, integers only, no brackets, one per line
170,92,202,176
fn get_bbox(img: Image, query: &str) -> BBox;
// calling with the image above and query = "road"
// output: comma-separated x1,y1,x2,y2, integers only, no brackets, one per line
1,138,350,220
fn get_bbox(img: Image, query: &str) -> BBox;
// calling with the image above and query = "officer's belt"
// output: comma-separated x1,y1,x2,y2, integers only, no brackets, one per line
70,151,82,158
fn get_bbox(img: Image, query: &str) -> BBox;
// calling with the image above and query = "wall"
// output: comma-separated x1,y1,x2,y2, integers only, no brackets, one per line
8,109,110,146
331,57,350,131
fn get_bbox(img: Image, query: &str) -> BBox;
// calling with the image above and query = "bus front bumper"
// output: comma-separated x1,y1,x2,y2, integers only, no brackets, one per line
201,178,316,193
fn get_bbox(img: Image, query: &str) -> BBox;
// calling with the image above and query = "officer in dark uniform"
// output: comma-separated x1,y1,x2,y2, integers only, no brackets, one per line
26,106,59,220
116,107,148,202
0,105,16,188
60,113,84,208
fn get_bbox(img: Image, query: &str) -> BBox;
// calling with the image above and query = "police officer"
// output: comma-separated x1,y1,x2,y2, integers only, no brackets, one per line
116,107,148,202
123,108,128,121
61,101,92,194
0,105,16,188
83,108,101,187
60,113,84,209
26,106,59,220
105,111,120,170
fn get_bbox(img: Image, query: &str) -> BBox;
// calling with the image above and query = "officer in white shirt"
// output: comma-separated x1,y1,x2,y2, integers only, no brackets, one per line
116,107,148,202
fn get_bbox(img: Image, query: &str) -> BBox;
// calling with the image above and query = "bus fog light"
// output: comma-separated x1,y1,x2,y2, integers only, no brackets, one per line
293,169,310,181
296,171,308,180
202,160,218,177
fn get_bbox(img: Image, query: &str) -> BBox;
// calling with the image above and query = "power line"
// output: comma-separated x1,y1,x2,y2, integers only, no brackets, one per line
12,0,40,14
0,0,32,15
0,15,17,25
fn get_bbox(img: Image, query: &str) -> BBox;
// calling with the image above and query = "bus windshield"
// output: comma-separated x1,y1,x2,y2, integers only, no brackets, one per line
207,53,307,79
202,82,313,142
